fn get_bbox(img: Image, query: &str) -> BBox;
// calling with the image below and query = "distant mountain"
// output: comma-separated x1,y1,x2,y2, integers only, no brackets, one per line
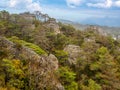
57,19,89,30
81,17,120,27
57,19,75,24
57,19,120,37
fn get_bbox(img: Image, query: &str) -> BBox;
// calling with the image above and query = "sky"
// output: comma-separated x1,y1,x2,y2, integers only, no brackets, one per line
0,0,120,27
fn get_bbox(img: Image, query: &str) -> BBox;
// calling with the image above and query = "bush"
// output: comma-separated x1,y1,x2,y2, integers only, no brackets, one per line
54,50,68,65
58,67,78,90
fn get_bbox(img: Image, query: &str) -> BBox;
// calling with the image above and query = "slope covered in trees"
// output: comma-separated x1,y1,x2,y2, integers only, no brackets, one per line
0,10,120,90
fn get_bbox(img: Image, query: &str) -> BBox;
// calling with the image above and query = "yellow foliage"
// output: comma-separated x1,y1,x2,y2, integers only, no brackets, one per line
12,59,21,68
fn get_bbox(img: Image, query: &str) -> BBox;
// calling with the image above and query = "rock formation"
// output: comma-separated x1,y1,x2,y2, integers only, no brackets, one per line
64,44,82,65
0,36,64,90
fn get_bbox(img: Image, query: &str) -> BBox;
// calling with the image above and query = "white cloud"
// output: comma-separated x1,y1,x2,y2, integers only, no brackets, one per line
9,0,18,7
66,0,82,8
26,2,41,11
8,0,41,11
114,0,120,7
87,0,120,8
87,0,113,8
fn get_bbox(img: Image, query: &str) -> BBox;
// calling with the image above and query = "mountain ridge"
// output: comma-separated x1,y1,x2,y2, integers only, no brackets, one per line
58,19,120,38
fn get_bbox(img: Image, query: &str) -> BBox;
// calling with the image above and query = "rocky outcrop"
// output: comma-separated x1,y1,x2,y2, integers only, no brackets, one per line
44,19,60,35
84,37,96,43
48,54,59,70
88,25,108,36
0,36,16,55
64,44,82,65
19,12,35,21
46,23,60,34
0,36,64,90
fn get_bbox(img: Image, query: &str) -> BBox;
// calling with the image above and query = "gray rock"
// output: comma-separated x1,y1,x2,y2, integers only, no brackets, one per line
64,44,81,65
44,22,60,35
0,36,64,90
48,54,59,70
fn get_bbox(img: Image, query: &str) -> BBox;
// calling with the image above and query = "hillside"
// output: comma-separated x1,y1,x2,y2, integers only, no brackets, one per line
0,10,120,90
58,19,120,39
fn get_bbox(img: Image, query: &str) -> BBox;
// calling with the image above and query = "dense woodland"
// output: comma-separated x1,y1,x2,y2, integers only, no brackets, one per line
0,10,120,90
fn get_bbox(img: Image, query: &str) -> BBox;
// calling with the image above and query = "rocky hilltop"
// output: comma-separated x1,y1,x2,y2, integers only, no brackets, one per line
0,10,120,90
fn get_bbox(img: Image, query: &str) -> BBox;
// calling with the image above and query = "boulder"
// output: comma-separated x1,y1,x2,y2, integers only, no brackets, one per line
44,22,60,35
48,54,59,70
64,44,81,65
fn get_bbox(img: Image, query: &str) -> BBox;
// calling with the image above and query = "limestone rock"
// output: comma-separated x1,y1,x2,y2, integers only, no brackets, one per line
48,54,59,70
44,20,60,35
64,44,81,65
0,37,64,90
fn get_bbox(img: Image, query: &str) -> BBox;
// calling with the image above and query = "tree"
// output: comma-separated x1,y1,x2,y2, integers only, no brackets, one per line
94,47,120,90
81,79,101,90
58,67,78,90
60,25,75,37
53,34,68,50
54,50,68,66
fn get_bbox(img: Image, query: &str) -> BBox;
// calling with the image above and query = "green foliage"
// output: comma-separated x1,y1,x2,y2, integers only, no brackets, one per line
60,24,75,37
0,49,8,60
0,59,26,89
90,62,101,71
0,20,16,36
33,19,42,27
96,46,108,56
9,36,47,55
58,67,78,90
94,47,119,89
81,79,101,90
88,79,101,90
53,34,68,50
76,46,120,90
54,50,68,65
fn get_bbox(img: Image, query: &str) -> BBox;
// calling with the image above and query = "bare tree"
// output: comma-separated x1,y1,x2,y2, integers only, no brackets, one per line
34,11,42,20
34,11,50,22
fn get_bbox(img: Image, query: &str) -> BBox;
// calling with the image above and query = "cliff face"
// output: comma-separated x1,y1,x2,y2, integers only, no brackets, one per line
0,36,64,90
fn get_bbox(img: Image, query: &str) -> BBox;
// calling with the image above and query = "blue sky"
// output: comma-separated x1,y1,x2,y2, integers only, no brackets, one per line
0,0,120,27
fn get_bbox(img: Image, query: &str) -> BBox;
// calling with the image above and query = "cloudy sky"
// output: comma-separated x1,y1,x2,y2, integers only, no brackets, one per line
0,0,120,27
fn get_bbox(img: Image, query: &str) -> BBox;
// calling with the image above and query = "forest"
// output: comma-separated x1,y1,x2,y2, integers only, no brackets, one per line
0,10,120,90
